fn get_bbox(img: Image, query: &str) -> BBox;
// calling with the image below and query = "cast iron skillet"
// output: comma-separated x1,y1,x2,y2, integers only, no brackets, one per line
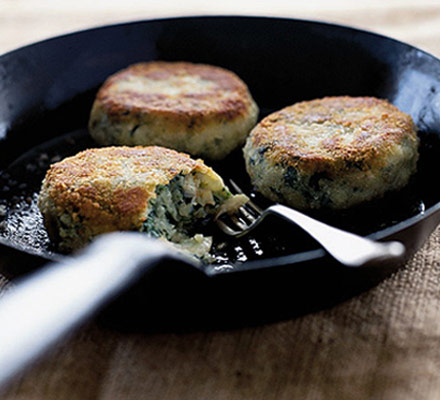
1,15,440,384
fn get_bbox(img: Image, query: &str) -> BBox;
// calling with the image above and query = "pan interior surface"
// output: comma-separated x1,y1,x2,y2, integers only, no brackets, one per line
0,16,440,272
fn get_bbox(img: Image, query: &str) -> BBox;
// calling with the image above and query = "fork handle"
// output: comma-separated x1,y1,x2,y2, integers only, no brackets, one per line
265,204,405,267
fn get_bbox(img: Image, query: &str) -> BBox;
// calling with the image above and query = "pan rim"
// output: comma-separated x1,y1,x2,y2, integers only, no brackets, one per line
1,14,436,61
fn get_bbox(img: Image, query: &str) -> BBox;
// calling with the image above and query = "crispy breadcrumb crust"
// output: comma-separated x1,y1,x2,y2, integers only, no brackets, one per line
89,61,259,159
244,96,419,209
38,146,223,244
250,96,417,174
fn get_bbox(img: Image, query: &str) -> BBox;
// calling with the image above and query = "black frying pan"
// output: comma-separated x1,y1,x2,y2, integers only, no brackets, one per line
1,15,440,385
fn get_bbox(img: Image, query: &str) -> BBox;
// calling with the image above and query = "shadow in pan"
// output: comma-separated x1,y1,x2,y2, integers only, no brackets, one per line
97,252,399,333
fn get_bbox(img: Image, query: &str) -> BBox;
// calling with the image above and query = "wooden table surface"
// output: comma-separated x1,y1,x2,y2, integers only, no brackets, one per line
2,1,440,399
1,0,440,57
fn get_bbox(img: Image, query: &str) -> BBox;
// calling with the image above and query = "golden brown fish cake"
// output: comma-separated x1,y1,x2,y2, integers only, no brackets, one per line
38,146,246,253
88,61,259,160
243,96,419,209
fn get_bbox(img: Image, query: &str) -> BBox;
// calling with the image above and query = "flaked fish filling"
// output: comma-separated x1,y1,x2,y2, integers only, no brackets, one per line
142,172,246,258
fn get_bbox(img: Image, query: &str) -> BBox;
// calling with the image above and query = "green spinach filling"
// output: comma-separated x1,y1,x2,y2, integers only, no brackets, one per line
142,173,230,243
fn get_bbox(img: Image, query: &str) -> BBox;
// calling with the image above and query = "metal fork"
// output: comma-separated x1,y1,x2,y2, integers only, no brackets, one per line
217,181,405,268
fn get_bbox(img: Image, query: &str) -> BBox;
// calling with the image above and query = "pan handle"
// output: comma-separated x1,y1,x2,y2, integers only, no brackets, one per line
0,232,186,388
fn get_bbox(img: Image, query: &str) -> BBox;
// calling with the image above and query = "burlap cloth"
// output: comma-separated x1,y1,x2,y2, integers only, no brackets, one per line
2,1,440,399
0,226,436,399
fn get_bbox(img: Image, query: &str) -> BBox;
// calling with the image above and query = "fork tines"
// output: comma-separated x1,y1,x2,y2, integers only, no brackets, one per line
229,180,263,214
216,180,263,236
